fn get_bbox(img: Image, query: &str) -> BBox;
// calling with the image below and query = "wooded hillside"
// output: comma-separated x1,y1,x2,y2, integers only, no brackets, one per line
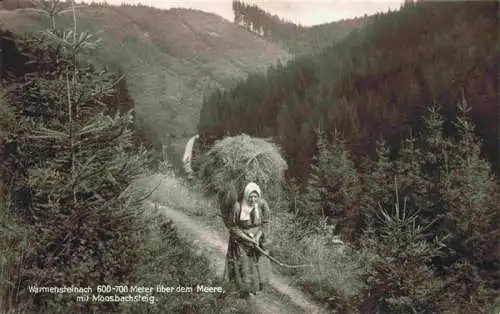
0,1,290,147
198,1,499,181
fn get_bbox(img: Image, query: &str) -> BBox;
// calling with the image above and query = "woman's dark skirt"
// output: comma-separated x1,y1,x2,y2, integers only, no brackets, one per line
223,235,271,295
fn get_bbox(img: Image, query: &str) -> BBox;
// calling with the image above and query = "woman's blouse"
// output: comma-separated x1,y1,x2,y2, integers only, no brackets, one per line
224,199,270,240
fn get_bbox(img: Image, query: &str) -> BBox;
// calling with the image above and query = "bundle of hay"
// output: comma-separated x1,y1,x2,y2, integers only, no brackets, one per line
197,134,288,203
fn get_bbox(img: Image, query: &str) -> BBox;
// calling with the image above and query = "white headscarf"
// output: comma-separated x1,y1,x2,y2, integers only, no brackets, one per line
240,182,261,222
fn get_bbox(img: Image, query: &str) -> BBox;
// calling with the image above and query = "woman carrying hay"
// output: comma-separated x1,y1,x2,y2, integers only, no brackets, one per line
223,182,272,298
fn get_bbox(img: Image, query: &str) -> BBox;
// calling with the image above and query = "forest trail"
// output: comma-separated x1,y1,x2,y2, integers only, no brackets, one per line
146,201,328,314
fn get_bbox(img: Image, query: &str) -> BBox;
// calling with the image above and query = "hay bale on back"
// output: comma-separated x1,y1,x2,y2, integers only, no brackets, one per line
198,134,288,203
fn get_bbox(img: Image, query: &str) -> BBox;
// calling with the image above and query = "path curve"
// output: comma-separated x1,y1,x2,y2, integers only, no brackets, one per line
146,201,328,314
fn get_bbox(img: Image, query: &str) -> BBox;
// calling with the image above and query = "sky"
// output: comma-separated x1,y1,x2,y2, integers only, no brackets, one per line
97,0,405,26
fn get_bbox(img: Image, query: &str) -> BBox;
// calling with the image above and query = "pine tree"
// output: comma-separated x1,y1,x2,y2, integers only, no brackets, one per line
359,177,446,314
2,5,152,311
298,129,361,238
232,0,242,25
418,104,455,233
359,102,500,312
434,98,500,311
360,137,394,229
394,131,431,226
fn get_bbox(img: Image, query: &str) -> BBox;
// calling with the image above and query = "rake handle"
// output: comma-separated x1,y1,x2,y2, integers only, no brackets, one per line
253,244,313,269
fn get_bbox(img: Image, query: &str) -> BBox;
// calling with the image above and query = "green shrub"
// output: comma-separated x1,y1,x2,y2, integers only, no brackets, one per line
267,209,368,313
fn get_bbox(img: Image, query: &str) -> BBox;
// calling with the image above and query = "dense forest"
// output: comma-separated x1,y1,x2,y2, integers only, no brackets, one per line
199,1,498,181
231,0,368,55
197,1,499,312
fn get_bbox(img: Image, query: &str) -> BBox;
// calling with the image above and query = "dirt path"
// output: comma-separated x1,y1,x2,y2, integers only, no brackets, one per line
146,201,328,314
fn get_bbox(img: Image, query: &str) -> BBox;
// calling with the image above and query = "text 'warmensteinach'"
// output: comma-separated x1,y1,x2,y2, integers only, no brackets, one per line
28,286,92,294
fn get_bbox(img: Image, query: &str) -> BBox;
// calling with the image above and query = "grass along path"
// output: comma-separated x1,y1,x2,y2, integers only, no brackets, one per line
145,200,328,314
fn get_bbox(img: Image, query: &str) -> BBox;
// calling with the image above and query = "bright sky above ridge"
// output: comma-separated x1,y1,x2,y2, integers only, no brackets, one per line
96,0,404,26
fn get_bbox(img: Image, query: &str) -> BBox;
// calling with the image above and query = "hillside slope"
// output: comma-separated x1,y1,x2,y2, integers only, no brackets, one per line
0,3,290,145
197,1,499,179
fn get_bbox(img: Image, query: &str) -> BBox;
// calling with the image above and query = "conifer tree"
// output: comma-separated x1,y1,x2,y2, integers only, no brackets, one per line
2,3,152,311
434,98,500,311
393,131,431,225
359,102,499,312
359,137,394,229
298,129,361,238
359,177,446,313
418,104,455,232
232,0,242,24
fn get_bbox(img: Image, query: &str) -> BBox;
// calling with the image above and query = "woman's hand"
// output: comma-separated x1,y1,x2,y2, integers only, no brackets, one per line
251,239,260,247
254,231,263,244
244,238,259,250
242,234,259,247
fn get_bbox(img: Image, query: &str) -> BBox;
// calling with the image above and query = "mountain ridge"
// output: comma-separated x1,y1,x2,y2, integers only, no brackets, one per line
0,2,291,145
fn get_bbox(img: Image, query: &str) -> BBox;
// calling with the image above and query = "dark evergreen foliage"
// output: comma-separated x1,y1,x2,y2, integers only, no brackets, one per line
358,102,499,313
0,27,152,312
358,179,446,313
303,102,499,312
297,129,361,240
198,2,499,311
199,1,499,182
